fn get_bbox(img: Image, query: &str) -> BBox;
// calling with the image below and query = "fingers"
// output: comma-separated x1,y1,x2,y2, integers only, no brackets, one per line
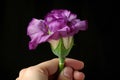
57,67,85,80
57,58,84,80
19,68,26,78
16,77,19,80
74,71,85,80
16,68,26,80
65,58,84,70
18,66,49,80
35,58,59,75
35,58,84,76
58,67,73,80
16,58,84,80
17,58,59,80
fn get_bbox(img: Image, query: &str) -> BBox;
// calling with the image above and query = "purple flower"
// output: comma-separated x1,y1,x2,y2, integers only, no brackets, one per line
27,9,87,50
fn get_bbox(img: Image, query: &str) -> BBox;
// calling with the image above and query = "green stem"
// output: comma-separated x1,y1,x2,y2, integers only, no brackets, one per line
59,57,65,72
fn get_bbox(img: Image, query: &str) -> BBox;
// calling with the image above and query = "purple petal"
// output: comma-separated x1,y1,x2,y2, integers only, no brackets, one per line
68,14,77,21
49,26,70,40
62,10,71,18
27,18,47,35
57,26,71,37
45,15,55,23
29,33,43,50
49,32,60,40
29,33,51,50
38,35,51,43
48,19,66,32
27,18,49,49
74,20,88,31
66,19,87,35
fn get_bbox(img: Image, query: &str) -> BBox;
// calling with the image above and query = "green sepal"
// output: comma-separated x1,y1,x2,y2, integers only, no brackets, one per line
51,37,74,58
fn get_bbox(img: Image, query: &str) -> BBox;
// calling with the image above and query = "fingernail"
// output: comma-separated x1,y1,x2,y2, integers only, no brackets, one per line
63,67,73,79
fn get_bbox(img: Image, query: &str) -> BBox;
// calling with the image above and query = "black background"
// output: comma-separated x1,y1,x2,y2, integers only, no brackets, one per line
2,0,113,80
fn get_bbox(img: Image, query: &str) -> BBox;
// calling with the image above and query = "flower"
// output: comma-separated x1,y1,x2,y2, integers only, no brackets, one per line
27,9,87,50
27,9,88,72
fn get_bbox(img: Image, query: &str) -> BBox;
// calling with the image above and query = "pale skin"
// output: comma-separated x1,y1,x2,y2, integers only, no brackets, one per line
16,58,85,80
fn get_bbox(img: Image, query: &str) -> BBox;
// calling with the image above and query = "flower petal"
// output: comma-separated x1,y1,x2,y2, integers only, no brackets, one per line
62,10,71,18
49,32,60,40
29,33,43,50
27,18,49,49
49,26,70,40
58,26,71,37
45,15,55,23
29,33,51,50
70,19,88,34
27,18,47,35
74,20,88,31
48,19,66,32
68,14,77,21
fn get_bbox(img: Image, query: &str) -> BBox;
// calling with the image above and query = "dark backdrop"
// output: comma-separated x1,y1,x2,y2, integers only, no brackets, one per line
2,0,113,80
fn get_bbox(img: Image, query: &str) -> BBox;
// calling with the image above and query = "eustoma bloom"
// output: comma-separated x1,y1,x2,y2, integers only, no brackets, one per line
27,9,87,71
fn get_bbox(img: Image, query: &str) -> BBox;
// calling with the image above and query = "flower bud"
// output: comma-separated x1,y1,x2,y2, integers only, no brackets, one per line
49,36,74,57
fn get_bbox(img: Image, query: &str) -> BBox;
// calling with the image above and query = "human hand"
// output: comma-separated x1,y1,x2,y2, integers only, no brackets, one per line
16,58,85,80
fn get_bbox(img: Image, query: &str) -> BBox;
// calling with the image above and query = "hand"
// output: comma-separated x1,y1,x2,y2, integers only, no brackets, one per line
16,58,85,80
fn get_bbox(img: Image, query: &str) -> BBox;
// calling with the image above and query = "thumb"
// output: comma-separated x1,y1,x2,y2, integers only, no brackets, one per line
17,58,59,80
58,67,73,80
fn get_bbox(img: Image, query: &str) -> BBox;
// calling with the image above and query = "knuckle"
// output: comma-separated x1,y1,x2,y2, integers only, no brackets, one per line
19,68,26,76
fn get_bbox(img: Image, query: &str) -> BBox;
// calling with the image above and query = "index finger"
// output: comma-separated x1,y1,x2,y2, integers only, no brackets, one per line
65,58,84,70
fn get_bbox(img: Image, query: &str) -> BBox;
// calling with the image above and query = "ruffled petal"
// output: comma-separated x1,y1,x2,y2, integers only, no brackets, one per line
45,15,55,23
29,32,51,50
49,26,70,40
29,33,43,50
70,19,88,34
68,14,77,21
74,19,88,31
27,18,49,49
48,19,66,32
62,10,71,18
49,32,60,40
57,26,71,37
27,18,47,35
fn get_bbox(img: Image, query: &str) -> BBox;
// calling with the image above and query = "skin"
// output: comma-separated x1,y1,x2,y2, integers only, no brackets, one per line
16,58,85,80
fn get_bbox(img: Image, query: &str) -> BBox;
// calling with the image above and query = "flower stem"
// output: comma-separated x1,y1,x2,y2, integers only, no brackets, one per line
59,57,65,72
